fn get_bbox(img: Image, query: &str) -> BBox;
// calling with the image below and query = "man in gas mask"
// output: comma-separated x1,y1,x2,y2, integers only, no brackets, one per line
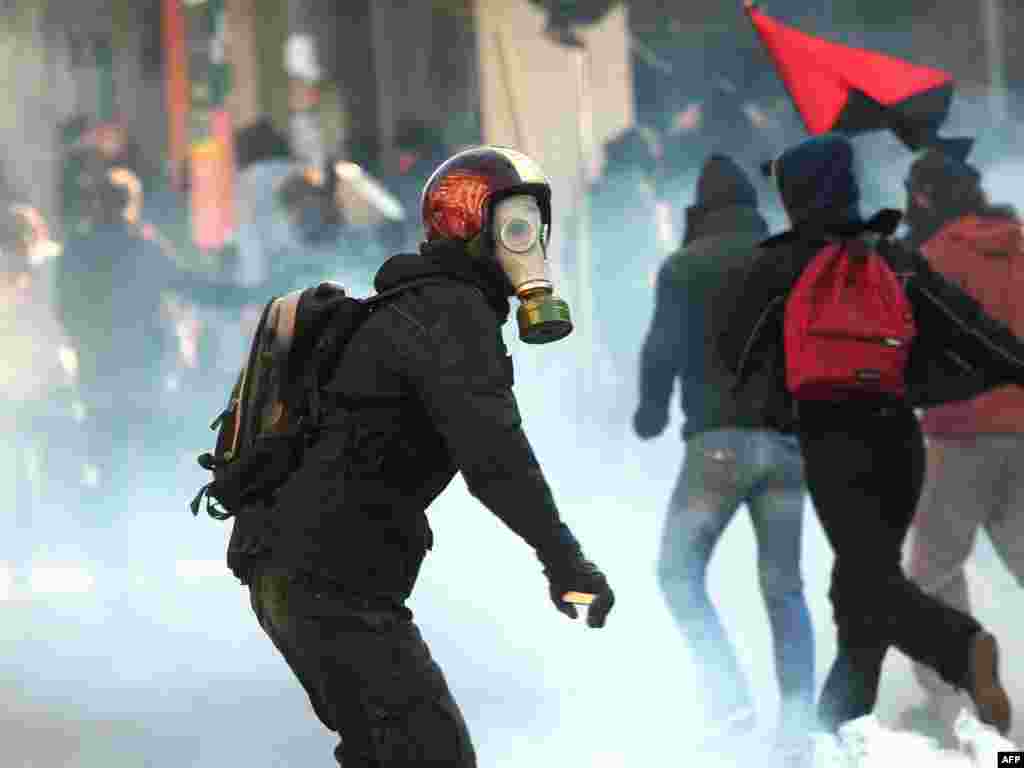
233,146,614,767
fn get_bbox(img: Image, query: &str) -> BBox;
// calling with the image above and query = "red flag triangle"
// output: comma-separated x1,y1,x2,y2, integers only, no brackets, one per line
745,3,952,135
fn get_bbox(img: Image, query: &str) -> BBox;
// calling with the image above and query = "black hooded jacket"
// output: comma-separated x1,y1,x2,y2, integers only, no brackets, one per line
718,135,1024,421
638,155,791,438
228,239,577,600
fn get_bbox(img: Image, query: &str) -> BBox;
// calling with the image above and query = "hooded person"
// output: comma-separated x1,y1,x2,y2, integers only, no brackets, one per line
897,149,1024,744
902,149,1011,250
634,154,815,763
719,133,1024,765
230,145,614,767
638,152,780,440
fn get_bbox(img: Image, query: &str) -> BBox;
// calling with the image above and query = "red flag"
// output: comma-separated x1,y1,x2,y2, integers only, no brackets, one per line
745,1,971,158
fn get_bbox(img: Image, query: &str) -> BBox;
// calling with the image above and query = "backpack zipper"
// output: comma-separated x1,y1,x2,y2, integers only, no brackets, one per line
210,398,238,431
808,330,908,346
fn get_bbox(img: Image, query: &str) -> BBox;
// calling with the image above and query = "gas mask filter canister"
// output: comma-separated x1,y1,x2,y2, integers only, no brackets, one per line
492,194,572,344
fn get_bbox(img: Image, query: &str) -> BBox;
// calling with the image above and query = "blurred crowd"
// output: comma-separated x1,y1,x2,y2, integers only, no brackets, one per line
0,74,804,567
8,57,1017,580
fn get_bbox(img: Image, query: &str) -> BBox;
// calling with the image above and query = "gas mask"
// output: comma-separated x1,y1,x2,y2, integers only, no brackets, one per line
492,194,572,344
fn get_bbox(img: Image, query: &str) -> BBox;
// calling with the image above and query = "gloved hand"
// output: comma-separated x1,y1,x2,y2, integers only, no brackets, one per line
633,403,668,440
542,550,614,628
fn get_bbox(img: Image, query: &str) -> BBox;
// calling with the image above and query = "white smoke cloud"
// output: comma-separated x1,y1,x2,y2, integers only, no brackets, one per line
3,37,1024,768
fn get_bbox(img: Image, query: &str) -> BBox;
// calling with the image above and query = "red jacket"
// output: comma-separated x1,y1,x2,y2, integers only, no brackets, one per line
919,213,1024,435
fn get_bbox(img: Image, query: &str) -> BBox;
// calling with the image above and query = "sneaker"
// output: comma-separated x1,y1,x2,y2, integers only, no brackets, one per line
954,707,1019,767
966,631,1012,734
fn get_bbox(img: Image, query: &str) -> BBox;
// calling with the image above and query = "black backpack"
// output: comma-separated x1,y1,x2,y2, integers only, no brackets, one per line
190,278,438,520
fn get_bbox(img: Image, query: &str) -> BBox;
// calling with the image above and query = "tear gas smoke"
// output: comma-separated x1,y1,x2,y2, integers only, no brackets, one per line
3,69,1024,768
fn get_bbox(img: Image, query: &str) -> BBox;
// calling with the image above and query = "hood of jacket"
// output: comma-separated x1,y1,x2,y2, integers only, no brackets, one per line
695,155,757,208
683,204,767,247
773,133,861,232
760,134,903,246
683,155,760,245
374,238,512,322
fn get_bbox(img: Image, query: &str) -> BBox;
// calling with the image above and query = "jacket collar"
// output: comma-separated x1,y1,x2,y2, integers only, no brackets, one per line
374,239,511,322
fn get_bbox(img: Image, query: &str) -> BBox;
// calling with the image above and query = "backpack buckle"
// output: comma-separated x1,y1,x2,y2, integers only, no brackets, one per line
210,399,237,430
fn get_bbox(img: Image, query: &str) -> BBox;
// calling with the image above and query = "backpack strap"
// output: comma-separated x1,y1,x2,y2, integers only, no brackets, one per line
233,296,279,457
303,277,448,428
190,483,233,520
361,276,448,307
875,237,915,283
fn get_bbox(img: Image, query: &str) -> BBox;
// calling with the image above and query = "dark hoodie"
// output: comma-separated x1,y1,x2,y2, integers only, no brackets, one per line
638,154,785,438
719,134,1024,423
228,239,578,599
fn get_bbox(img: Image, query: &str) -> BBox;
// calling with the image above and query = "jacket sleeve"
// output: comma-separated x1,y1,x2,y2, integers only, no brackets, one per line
717,243,800,375
898,243,1024,390
637,263,687,412
389,286,579,562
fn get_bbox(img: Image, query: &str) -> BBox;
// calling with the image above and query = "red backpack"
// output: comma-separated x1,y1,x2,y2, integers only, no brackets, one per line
784,238,917,401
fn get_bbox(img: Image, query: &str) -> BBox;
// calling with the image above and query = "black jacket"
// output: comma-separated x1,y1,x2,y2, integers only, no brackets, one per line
228,239,578,600
639,204,793,438
718,233,1024,420
721,133,1024,420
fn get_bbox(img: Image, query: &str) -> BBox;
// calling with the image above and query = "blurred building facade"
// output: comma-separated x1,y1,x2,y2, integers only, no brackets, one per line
0,0,1020,235
0,0,482,240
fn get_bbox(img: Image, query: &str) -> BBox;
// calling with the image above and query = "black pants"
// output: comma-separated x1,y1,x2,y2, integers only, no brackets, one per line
796,400,983,731
248,566,477,767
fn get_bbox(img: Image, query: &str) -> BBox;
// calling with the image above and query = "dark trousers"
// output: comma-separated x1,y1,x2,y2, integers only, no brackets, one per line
796,400,983,731
248,566,477,767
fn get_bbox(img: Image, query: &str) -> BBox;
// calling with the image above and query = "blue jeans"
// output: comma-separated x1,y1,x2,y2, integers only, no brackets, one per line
657,429,815,730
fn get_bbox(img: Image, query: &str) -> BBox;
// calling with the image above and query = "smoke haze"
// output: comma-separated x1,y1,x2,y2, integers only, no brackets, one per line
2,58,1024,768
